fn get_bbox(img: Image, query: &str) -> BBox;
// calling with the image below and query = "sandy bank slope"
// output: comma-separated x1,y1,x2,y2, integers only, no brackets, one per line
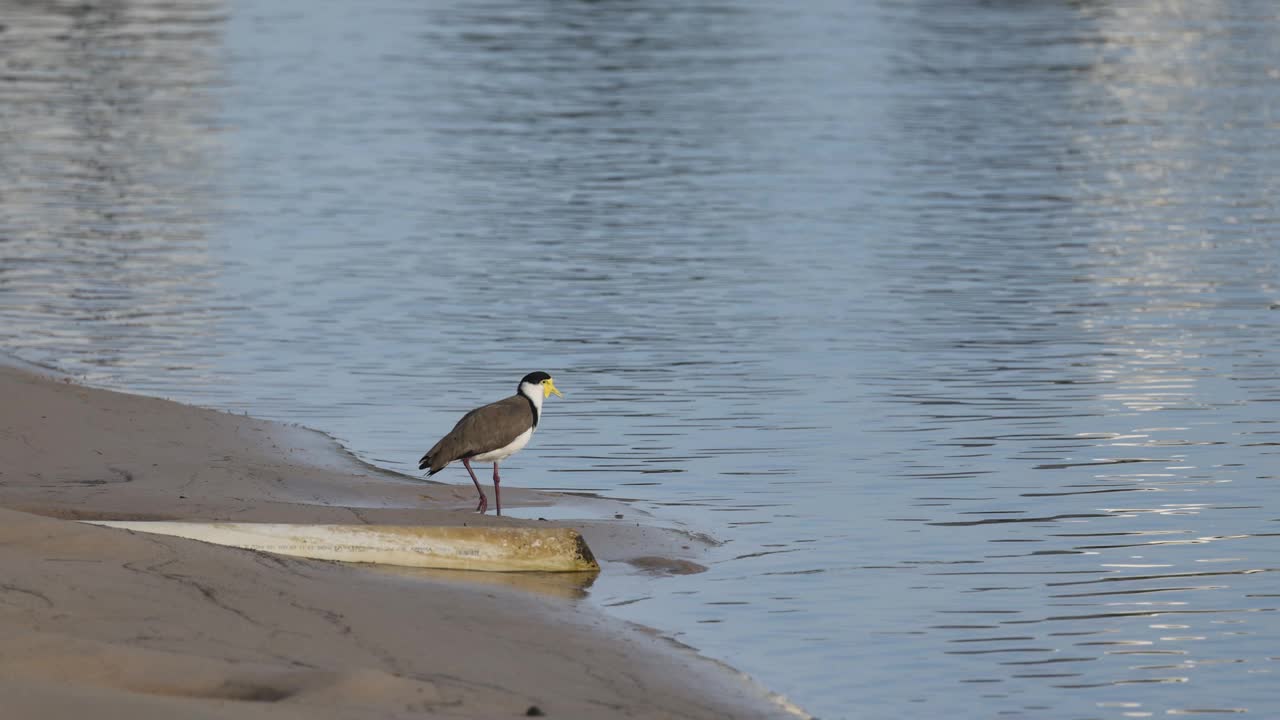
0,364,798,719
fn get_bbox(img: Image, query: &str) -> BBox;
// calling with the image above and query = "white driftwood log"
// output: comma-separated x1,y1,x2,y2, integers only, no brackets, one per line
82,521,599,573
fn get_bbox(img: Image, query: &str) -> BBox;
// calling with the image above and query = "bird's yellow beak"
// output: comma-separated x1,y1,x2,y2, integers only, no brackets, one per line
543,379,563,399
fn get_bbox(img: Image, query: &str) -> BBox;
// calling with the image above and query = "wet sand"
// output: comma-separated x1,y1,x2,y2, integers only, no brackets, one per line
0,362,801,719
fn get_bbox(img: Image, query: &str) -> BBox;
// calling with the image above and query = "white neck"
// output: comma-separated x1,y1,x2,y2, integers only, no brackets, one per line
518,381,545,414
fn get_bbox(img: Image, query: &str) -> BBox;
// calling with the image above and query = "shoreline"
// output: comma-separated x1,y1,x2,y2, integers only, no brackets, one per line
0,360,806,718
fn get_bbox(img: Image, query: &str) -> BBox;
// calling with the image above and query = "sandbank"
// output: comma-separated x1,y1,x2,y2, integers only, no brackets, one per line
0,361,802,719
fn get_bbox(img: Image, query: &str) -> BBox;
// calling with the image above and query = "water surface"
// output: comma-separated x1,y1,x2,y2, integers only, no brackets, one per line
3,1,1279,717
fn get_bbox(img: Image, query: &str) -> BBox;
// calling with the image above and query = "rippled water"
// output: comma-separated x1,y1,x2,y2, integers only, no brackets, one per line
3,1,1280,717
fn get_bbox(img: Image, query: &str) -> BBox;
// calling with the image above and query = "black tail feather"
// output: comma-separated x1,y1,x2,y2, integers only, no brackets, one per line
418,454,431,472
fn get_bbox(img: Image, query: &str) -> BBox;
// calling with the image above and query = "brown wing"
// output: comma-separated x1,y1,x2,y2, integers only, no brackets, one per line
418,395,534,474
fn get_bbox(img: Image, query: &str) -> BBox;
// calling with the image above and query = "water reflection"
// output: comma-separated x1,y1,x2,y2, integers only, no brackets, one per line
0,0,225,383
372,564,596,601
861,1,1280,715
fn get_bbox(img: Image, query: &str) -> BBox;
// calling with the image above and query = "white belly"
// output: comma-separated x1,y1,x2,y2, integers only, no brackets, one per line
469,427,534,463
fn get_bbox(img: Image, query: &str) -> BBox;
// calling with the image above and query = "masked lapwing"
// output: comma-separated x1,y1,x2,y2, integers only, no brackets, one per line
418,371,563,515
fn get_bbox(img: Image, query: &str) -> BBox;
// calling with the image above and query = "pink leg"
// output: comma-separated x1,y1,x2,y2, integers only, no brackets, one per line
462,458,487,513
492,463,502,516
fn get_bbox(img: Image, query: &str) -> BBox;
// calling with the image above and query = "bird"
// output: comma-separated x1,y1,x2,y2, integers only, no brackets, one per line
418,371,563,515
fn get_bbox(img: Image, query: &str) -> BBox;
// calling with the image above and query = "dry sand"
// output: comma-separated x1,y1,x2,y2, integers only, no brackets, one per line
0,361,803,719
